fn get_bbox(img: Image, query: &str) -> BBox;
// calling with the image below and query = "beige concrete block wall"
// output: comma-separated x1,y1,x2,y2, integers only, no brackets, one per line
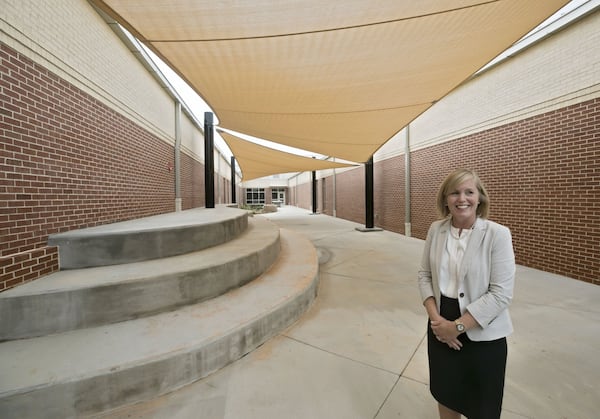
180,112,205,162
1,0,178,143
374,9,600,161
3,0,232,173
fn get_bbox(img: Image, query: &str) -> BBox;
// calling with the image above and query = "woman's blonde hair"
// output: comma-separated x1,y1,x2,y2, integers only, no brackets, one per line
436,169,490,219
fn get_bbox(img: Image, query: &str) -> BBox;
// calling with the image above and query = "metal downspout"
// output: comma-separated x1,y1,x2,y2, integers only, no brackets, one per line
217,153,221,204
333,158,337,217
311,169,317,214
404,125,411,237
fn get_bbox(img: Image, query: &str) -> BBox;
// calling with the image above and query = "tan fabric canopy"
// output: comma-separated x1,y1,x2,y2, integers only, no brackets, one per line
219,130,356,181
91,0,569,166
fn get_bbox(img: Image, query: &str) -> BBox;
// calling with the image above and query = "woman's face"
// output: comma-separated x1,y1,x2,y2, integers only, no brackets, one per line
446,177,480,228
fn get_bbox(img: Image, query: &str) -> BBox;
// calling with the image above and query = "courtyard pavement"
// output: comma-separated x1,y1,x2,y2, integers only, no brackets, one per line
97,205,600,419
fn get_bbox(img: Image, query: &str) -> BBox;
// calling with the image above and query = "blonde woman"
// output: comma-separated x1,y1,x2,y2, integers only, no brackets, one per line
418,169,515,419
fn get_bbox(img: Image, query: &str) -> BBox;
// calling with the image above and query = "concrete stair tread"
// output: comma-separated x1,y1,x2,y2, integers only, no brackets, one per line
1,216,276,297
0,228,318,403
48,207,241,237
47,207,248,269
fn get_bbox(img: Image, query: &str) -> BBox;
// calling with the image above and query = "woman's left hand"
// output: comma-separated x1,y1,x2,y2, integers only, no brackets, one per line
430,318,463,350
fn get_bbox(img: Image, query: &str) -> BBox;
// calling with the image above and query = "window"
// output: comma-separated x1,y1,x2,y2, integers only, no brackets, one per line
271,188,285,206
246,188,265,205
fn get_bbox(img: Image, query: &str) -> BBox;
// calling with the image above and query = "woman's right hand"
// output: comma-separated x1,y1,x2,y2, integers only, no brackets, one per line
430,317,463,351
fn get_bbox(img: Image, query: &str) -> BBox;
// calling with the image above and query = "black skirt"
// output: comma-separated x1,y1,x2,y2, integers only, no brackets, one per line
428,295,507,419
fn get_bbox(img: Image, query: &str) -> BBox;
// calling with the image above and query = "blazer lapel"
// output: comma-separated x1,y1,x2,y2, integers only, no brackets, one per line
459,218,486,280
434,219,451,274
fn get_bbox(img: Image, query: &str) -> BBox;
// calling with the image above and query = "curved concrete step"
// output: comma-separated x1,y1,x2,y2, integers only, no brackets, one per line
0,228,319,419
48,207,248,269
0,216,279,340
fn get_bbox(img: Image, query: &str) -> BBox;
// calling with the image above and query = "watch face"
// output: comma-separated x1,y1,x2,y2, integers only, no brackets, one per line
456,323,465,332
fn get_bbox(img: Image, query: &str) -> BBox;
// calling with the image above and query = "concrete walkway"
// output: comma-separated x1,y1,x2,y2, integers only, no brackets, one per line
97,206,600,419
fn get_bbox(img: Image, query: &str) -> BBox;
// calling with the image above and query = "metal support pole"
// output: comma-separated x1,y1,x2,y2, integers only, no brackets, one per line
404,126,412,237
174,102,182,212
365,156,374,228
204,112,215,208
230,156,236,204
356,156,381,232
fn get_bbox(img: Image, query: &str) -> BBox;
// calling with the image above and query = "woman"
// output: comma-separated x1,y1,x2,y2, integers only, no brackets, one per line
418,169,515,419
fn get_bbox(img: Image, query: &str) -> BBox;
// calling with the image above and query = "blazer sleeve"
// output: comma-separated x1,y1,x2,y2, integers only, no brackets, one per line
418,223,436,303
466,224,515,328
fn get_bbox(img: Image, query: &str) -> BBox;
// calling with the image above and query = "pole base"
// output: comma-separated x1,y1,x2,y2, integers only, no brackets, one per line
355,227,383,232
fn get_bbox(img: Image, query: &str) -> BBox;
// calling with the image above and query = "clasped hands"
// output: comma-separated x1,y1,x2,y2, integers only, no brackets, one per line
431,317,463,351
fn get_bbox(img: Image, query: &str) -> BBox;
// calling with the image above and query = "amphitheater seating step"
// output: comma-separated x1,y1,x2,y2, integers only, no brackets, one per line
48,207,248,269
0,208,319,419
0,216,280,340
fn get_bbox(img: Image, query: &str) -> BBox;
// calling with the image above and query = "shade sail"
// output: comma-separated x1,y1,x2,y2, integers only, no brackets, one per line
219,130,357,181
91,0,569,164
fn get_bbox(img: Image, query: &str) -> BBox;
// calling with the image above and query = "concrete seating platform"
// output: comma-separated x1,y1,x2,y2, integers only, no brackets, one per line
90,206,600,419
0,216,280,340
48,207,248,269
0,207,319,418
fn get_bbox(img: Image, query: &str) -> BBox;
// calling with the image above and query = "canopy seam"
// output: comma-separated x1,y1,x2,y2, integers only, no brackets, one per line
145,1,500,42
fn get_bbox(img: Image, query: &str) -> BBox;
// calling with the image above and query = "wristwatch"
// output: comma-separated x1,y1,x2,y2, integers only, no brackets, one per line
455,319,465,333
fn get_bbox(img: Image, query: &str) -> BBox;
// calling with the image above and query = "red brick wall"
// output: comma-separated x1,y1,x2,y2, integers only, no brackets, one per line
181,153,205,209
292,182,312,211
409,99,599,284
1,43,210,291
0,247,58,291
288,186,297,206
265,187,272,205
334,167,365,225
322,178,333,216
374,156,406,234
319,98,599,285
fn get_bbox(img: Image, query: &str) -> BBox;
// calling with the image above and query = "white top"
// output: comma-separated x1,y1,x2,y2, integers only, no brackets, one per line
440,226,473,298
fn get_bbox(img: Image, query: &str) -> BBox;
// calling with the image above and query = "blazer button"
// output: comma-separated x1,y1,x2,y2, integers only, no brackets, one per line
459,293,465,298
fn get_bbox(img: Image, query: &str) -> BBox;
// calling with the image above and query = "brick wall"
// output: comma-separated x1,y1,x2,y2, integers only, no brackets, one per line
1,43,210,291
181,152,205,209
240,98,599,285
321,178,333,216
409,98,599,285
322,98,598,285
374,156,406,234
0,248,58,291
333,166,365,225
292,182,312,211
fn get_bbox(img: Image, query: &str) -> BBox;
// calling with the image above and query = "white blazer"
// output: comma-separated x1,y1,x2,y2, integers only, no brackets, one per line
418,217,515,341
